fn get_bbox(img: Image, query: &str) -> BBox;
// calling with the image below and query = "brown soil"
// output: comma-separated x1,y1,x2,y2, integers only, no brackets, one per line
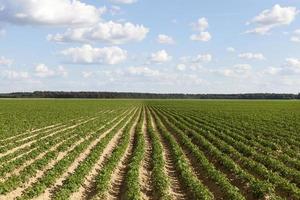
149,112,187,200
139,110,153,200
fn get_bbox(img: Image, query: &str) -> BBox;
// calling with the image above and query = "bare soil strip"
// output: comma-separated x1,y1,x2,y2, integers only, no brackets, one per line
0,117,97,159
0,135,86,200
0,122,69,148
34,111,133,200
0,122,64,142
69,113,136,200
105,113,140,200
139,109,153,200
0,110,107,143
156,110,226,199
150,113,187,200
1,134,78,182
166,111,256,199
0,111,110,163
210,156,255,200
174,136,225,199
6,147,38,163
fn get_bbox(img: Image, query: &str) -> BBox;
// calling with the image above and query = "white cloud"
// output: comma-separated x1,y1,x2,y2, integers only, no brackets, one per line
246,4,298,35
285,58,300,73
103,69,124,82
180,53,212,63
233,64,252,71
0,56,13,66
190,31,211,42
128,66,160,77
239,52,265,60
177,64,187,71
109,0,137,4
177,53,212,71
0,0,105,26
261,58,300,76
162,73,206,86
150,50,172,63
82,71,94,78
227,47,236,52
214,64,252,78
48,21,149,45
194,54,212,63
57,66,68,77
61,44,127,65
34,64,67,78
290,29,300,42
90,67,208,90
35,64,55,78
192,17,209,31
262,66,282,75
190,17,211,42
109,5,122,16
157,34,175,44
1,70,29,80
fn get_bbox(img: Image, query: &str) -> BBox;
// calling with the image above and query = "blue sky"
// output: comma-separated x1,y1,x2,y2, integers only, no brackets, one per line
0,0,300,93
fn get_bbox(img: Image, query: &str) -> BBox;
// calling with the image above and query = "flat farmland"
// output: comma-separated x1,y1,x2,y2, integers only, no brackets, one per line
0,99,299,200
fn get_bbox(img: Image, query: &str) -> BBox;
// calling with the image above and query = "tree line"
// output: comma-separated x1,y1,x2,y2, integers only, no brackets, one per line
0,91,299,99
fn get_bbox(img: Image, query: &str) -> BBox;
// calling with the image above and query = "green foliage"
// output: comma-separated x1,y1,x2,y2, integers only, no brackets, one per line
0,99,299,200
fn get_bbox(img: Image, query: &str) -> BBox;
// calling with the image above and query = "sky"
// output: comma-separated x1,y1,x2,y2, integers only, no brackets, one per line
0,0,300,94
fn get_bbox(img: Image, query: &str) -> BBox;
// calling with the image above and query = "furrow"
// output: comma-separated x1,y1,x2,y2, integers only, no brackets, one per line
139,109,153,200
150,113,187,200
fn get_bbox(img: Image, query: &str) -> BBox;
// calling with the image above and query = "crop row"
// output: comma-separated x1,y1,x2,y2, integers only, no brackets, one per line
122,108,145,200
92,108,141,199
0,109,126,195
151,108,214,200
151,107,246,200
19,108,134,200
156,107,299,199
145,108,170,199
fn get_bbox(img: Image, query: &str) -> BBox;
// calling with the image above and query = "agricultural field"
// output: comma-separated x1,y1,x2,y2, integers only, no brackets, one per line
0,99,299,200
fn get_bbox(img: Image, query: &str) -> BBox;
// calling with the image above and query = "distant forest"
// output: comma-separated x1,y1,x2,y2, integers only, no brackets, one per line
0,91,299,99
